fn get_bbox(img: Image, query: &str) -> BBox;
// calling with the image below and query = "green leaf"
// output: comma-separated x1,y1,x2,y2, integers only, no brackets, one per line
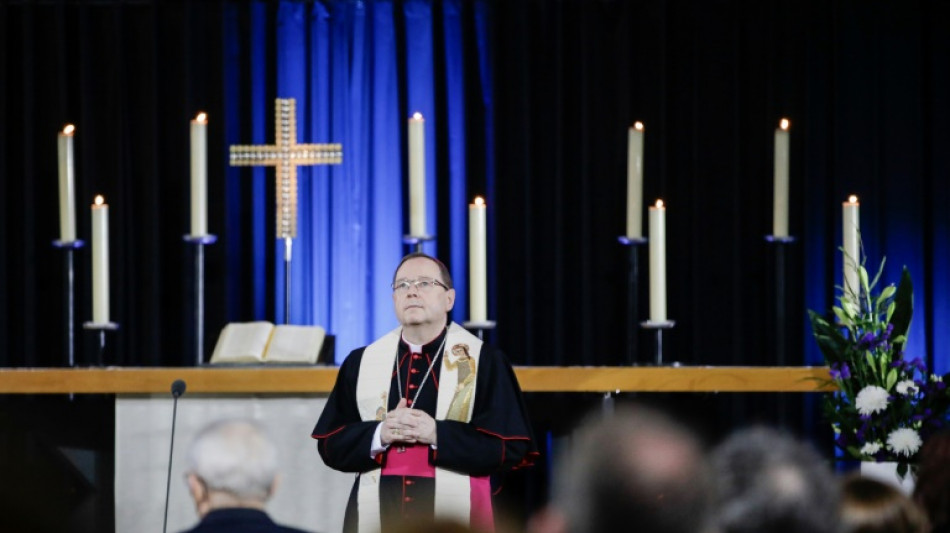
878,285,896,303
889,267,914,348
886,368,898,390
869,257,886,290
833,306,851,324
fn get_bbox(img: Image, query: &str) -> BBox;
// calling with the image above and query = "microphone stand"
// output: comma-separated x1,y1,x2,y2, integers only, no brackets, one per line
163,379,187,533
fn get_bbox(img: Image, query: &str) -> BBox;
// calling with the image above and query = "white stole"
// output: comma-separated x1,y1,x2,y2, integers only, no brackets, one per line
355,323,483,533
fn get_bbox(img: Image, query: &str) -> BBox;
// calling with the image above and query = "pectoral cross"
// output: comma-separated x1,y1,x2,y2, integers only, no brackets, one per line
229,98,342,322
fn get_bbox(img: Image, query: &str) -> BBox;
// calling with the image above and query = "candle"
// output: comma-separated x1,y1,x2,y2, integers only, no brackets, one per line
842,195,860,299
649,199,667,322
773,118,790,237
626,122,645,238
469,197,487,322
408,112,426,236
190,112,208,236
57,124,77,242
91,195,110,324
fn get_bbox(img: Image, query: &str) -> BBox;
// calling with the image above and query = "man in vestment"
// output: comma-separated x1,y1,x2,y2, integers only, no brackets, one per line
312,253,536,533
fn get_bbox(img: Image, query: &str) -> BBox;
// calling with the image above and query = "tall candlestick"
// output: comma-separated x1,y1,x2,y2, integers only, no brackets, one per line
773,118,790,237
842,195,861,299
190,112,208,237
91,195,110,324
58,124,77,243
649,200,667,322
626,122,645,239
408,112,426,236
469,197,488,322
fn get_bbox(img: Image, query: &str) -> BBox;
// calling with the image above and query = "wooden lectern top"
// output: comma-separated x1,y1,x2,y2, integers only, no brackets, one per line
0,366,833,394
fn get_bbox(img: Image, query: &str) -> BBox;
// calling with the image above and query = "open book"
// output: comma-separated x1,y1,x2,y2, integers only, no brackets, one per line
210,322,327,365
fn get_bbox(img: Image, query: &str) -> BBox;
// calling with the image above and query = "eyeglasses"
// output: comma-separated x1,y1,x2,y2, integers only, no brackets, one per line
391,278,449,293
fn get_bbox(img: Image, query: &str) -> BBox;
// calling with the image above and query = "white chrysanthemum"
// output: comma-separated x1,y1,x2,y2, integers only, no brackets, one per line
895,380,918,396
860,441,883,456
933,374,944,383
887,428,922,457
855,385,889,416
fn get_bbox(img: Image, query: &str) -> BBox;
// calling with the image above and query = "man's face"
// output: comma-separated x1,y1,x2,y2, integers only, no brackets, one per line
392,257,455,329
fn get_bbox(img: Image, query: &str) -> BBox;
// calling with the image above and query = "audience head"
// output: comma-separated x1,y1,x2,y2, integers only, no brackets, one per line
533,404,713,533
185,419,279,516
711,426,840,533
913,429,950,533
840,474,929,533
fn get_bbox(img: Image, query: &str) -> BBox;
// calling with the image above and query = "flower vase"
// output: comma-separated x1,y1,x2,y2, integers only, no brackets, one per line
860,461,915,495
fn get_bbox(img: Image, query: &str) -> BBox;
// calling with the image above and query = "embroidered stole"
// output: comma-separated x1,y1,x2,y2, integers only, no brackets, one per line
355,323,483,533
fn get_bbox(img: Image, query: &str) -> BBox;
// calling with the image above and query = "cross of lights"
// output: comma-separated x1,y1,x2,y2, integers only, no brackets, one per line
229,98,342,239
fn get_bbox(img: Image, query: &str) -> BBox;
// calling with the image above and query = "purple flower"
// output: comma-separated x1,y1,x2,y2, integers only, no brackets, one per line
830,362,852,380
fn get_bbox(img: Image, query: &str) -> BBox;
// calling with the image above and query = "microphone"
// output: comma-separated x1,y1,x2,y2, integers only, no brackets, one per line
163,379,186,533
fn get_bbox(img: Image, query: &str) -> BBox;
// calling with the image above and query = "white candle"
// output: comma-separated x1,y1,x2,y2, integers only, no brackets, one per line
190,112,208,237
91,195,110,324
649,200,667,322
843,195,860,299
408,112,426,236
57,125,77,243
469,197,488,322
773,118,790,237
626,122,645,239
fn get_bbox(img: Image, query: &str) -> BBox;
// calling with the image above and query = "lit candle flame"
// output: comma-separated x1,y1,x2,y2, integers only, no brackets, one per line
94,195,105,206
412,112,423,120
634,121,644,131
195,112,207,123
655,199,664,208
848,195,858,204
63,124,76,135
474,196,485,206
780,118,790,130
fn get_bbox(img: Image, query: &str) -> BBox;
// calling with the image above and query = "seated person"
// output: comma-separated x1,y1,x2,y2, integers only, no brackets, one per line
179,419,313,533
840,474,929,533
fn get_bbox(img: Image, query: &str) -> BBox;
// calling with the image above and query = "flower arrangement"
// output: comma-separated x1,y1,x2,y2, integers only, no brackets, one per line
808,256,950,477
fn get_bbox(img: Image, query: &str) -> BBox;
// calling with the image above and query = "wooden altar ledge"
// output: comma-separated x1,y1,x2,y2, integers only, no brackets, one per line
0,366,834,394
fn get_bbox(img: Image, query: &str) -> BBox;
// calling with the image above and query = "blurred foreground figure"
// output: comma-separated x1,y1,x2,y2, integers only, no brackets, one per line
711,426,839,533
529,404,714,533
180,419,312,533
840,474,929,533
914,429,950,533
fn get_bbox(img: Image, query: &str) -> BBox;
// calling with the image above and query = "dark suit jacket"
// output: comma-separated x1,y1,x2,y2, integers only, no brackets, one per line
178,508,313,533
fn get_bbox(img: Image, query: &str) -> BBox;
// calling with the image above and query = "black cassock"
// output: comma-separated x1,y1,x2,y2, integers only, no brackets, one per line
311,328,536,533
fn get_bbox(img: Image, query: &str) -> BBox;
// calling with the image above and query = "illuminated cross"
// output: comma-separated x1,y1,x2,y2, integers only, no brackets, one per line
229,98,342,322
229,98,342,239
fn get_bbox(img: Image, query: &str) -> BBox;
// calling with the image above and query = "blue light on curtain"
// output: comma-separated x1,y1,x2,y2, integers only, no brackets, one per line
224,0,487,362
443,0,469,323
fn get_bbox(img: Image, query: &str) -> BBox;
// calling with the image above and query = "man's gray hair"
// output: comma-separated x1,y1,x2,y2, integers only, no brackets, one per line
186,419,278,502
711,426,840,533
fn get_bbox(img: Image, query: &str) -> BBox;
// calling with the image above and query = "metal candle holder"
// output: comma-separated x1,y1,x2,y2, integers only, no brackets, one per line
83,321,119,366
462,320,497,341
639,319,676,366
403,234,435,254
53,239,86,367
764,235,795,367
184,234,218,365
766,234,796,428
618,235,647,365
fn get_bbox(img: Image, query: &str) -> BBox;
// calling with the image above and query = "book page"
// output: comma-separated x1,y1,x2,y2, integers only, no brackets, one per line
265,325,326,364
210,321,275,364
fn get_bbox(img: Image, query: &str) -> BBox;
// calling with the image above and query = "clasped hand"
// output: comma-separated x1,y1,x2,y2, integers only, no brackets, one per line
382,398,437,446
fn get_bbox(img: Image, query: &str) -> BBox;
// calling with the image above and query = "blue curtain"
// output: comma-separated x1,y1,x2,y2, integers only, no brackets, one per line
223,0,487,362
